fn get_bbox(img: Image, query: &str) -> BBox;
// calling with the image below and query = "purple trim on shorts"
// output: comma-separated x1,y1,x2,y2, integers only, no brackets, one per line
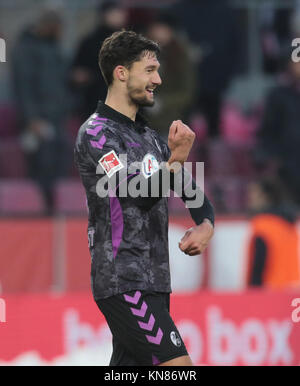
146,328,163,345
130,301,147,317
138,314,155,331
124,291,141,305
152,355,160,365
124,291,164,347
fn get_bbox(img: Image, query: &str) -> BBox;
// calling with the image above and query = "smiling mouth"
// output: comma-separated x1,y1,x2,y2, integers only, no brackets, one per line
146,87,155,96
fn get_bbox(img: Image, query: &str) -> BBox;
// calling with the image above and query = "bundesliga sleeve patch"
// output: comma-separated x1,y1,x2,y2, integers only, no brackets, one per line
142,153,159,179
99,150,124,178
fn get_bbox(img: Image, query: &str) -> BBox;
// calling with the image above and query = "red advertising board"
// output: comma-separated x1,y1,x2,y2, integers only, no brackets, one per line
0,219,53,293
0,291,299,366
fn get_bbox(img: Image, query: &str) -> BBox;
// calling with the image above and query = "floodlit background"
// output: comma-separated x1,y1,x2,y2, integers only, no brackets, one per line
0,0,300,366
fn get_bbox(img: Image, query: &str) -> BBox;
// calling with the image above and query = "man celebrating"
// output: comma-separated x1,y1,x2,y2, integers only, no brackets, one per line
75,30,214,366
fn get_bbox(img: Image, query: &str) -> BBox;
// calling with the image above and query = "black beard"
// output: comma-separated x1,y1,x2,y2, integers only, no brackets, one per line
127,82,155,107
130,93,155,107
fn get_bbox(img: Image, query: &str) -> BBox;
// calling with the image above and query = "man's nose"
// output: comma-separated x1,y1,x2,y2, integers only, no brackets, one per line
152,71,162,86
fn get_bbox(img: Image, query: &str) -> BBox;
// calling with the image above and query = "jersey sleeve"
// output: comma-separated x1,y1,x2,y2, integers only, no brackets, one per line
170,167,215,226
84,119,126,170
153,135,215,226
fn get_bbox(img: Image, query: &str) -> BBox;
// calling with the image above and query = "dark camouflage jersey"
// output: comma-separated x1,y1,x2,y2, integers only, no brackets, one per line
74,101,174,300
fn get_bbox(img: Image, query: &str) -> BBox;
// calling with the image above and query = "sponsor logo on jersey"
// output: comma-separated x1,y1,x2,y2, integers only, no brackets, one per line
99,150,124,178
142,153,159,179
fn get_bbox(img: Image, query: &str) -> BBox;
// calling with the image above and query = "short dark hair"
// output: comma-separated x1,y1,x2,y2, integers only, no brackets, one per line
98,30,160,86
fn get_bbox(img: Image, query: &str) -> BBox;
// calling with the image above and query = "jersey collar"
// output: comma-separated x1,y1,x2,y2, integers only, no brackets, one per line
96,100,148,133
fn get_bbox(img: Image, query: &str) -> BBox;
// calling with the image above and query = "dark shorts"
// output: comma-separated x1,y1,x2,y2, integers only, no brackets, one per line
96,290,189,366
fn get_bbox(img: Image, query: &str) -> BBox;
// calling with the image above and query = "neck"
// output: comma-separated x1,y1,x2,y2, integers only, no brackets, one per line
105,88,138,122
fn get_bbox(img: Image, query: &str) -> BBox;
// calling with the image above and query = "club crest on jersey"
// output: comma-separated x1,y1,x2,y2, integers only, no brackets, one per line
99,150,124,178
142,153,159,179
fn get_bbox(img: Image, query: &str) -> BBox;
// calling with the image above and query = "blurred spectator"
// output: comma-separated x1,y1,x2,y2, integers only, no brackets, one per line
11,9,71,214
245,178,300,289
171,0,241,138
254,57,300,205
144,13,196,140
70,0,128,122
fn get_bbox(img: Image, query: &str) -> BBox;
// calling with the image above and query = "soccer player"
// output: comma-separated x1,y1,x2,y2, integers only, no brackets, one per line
75,30,214,366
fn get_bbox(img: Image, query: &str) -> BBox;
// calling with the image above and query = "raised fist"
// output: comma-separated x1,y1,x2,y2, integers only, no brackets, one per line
167,120,195,166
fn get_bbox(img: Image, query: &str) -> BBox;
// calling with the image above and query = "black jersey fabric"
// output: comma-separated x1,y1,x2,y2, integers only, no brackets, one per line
74,101,214,300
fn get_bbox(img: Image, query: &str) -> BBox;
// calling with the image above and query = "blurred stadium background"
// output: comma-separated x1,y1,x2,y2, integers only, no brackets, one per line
0,0,300,366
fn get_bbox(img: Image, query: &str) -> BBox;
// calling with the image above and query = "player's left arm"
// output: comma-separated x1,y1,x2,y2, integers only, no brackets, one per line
158,134,215,256
170,168,215,256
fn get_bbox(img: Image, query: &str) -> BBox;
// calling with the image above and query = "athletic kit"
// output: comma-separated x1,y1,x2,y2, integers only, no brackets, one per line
74,101,214,365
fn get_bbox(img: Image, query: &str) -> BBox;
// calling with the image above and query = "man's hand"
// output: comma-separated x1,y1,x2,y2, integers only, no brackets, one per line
179,220,214,256
167,120,195,168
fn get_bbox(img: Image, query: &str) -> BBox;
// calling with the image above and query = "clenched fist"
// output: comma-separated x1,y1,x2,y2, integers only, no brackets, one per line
167,120,195,168
179,220,214,256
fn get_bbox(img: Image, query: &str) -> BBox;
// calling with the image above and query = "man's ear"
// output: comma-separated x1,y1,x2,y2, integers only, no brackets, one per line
114,65,128,82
